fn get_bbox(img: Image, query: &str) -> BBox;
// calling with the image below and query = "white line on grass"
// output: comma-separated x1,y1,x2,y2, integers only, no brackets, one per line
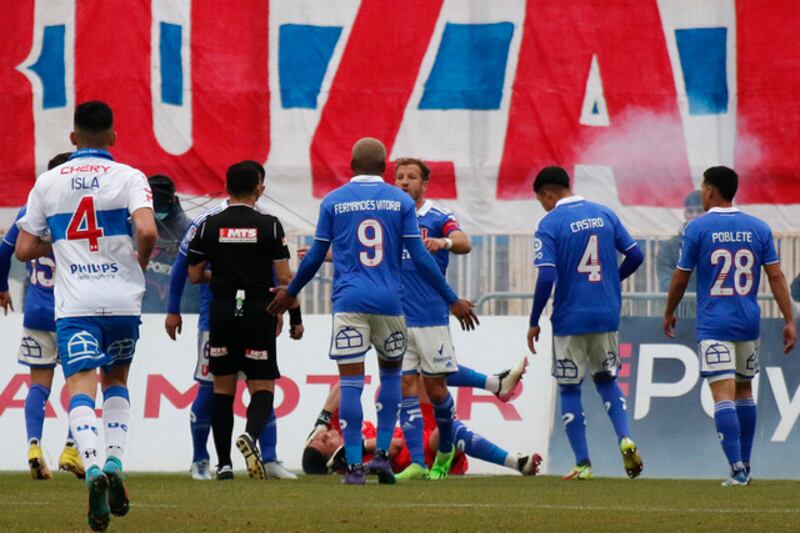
1,500,797,515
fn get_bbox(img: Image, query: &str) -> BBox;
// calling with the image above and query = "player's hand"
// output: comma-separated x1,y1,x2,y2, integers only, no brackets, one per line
423,238,448,253
783,321,797,353
165,313,182,340
290,323,304,340
275,312,284,337
268,287,297,315
0,292,13,315
527,326,540,354
449,299,479,331
297,245,310,261
663,313,677,338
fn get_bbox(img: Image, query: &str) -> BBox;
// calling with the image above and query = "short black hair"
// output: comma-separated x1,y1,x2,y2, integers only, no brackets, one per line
703,166,738,201
47,152,72,170
302,447,329,475
74,101,113,133
533,166,570,193
226,161,260,197
240,160,265,182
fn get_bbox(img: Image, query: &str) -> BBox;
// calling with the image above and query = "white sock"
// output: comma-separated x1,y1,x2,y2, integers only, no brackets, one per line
69,404,101,470
486,375,501,394
504,453,518,469
103,394,131,462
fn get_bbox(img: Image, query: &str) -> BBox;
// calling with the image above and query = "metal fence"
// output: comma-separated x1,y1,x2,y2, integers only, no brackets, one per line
287,233,800,318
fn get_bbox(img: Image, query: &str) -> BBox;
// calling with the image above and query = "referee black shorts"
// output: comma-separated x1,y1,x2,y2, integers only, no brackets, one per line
208,298,279,380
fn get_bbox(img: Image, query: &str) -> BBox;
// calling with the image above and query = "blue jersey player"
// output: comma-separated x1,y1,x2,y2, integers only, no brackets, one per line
528,166,644,480
0,154,85,481
391,157,530,481
165,160,296,480
664,166,796,486
269,138,478,485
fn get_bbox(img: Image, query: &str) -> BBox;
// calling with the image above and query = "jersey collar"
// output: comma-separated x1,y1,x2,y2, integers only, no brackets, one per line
350,175,384,183
417,199,433,217
68,148,114,161
708,206,739,214
555,195,585,208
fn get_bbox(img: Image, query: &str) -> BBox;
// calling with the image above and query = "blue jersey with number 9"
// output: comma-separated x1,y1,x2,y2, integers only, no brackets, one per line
314,176,420,315
533,196,636,336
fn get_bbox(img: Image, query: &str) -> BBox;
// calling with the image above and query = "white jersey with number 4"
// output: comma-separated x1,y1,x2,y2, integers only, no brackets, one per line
17,149,153,319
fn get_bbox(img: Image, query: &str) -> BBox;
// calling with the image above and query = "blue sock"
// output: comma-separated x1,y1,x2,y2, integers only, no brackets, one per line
259,411,277,463
594,379,630,442
399,396,426,466
560,384,590,465
446,365,488,389
25,384,50,443
376,367,401,453
433,393,455,453
735,398,756,470
452,420,509,466
190,382,213,462
340,375,365,465
714,400,743,471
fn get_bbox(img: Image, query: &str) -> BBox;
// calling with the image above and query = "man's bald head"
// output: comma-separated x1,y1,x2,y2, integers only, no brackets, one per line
351,137,387,176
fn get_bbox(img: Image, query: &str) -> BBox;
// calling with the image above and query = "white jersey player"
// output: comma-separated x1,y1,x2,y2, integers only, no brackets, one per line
16,101,157,532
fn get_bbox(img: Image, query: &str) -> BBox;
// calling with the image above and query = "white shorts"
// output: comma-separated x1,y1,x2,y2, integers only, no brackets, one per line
195,330,212,382
18,328,58,368
552,332,620,385
329,313,407,365
697,339,759,383
402,326,457,376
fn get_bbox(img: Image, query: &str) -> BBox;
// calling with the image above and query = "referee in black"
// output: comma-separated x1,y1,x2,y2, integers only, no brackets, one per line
186,161,302,480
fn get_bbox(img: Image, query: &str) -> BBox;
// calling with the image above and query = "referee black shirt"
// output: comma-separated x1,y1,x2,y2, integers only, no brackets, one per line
186,204,290,300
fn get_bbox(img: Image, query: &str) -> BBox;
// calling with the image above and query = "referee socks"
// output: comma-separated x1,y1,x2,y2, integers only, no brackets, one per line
211,393,235,467
245,390,274,443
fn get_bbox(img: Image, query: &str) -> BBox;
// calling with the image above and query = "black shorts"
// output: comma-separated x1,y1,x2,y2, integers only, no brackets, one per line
208,298,279,380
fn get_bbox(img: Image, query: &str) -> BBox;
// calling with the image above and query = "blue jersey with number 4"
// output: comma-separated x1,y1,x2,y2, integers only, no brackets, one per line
3,207,56,331
677,207,778,341
315,176,420,315
534,196,636,336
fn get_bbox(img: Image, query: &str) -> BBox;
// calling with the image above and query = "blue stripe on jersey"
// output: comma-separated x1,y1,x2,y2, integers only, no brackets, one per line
47,208,132,242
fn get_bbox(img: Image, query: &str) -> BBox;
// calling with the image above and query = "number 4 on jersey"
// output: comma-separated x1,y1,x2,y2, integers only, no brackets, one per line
67,196,104,252
578,235,602,281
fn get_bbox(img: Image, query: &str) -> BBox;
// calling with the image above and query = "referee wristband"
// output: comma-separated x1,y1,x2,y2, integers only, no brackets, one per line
289,307,302,326
443,238,453,250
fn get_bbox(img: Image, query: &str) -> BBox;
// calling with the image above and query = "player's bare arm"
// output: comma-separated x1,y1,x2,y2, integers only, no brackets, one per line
132,207,158,271
664,269,692,337
164,313,182,340
14,229,53,262
764,262,797,353
424,229,471,254
527,325,540,354
273,259,303,339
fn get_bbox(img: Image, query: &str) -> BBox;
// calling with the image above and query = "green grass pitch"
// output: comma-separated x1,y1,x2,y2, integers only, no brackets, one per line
0,473,798,531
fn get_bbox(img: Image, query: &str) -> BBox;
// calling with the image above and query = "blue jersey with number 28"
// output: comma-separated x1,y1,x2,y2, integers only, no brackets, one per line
677,207,778,341
315,176,420,315
534,196,636,336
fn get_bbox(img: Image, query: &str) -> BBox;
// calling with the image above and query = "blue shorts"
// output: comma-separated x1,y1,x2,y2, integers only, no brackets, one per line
56,316,141,378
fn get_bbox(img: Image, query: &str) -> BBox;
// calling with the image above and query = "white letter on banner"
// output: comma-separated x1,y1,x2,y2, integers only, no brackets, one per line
767,367,800,442
634,344,698,420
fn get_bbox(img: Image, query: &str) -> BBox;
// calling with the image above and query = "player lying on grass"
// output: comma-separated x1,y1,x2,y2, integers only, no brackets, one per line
302,377,540,477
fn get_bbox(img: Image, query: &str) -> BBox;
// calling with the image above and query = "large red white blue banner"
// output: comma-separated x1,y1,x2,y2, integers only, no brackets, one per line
1,0,799,233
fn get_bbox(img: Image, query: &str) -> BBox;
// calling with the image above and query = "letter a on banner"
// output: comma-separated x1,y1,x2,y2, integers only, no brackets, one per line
497,0,692,206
